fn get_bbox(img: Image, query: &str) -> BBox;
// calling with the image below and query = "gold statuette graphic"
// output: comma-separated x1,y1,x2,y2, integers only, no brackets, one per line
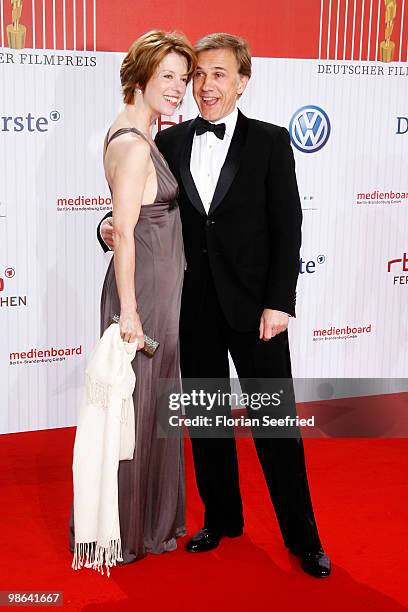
7,0,26,49
380,0,397,62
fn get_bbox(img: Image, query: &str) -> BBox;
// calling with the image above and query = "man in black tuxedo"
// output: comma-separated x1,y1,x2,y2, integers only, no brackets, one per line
98,33,330,577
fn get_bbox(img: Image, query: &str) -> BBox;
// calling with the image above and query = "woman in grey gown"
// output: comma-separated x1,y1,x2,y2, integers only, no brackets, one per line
69,30,196,563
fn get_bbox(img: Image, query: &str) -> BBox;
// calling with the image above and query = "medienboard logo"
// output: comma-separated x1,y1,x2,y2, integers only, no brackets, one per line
0,267,27,308
9,344,83,366
56,195,112,212
0,111,61,133
356,189,408,205
387,252,408,285
313,324,372,341
289,106,331,153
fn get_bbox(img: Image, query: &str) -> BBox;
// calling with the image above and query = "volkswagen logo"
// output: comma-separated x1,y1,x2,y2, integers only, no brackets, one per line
289,105,331,153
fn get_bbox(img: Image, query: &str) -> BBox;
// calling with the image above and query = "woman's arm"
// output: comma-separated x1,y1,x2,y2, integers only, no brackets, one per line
108,137,151,345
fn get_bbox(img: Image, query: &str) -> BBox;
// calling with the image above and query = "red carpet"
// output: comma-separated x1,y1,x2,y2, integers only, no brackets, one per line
1,428,407,611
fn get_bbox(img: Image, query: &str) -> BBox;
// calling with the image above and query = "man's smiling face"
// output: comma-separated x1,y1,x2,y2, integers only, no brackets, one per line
192,48,249,121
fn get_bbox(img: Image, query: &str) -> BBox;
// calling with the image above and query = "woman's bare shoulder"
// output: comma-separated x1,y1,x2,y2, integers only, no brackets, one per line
108,131,150,158
104,128,151,177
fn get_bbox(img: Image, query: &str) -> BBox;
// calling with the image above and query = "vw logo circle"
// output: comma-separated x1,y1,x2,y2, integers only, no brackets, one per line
289,105,331,153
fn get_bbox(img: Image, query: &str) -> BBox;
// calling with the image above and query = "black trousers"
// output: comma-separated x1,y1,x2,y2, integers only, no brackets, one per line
180,260,322,552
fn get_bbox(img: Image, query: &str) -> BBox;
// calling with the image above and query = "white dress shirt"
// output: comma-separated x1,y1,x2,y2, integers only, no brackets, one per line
190,107,239,214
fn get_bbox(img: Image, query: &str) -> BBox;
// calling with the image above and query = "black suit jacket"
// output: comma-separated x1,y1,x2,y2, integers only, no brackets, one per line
97,110,302,332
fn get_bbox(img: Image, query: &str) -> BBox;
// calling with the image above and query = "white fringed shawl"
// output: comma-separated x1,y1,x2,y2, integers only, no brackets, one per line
71,323,138,577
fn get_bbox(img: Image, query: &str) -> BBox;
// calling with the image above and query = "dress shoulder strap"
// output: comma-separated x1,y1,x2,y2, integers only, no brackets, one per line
104,127,150,151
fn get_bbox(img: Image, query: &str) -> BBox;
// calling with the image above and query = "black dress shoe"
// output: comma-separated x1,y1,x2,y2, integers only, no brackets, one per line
290,548,331,577
186,528,222,552
186,527,243,553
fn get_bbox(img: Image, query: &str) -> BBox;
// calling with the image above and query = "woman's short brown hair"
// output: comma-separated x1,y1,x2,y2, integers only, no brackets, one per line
120,30,197,104
194,33,252,79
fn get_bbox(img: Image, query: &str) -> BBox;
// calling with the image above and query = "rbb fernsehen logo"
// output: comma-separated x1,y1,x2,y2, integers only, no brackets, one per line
289,106,331,153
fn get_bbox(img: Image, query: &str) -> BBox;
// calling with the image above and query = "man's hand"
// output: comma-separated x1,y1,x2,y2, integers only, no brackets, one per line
259,309,289,340
101,218,114,250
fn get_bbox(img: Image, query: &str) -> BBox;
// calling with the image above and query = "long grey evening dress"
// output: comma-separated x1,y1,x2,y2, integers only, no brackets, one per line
69,127,186,563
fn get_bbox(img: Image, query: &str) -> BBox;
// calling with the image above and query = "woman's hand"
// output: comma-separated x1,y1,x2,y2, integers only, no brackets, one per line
119,307,145,349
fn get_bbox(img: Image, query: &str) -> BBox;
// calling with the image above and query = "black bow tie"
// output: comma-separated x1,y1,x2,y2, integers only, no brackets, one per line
195,117,226,140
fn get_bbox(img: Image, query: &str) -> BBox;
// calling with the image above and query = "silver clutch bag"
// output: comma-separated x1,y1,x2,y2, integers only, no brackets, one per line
111,315,159,358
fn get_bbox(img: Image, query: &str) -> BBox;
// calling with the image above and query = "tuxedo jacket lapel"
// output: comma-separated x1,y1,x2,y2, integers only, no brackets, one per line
179,110,249,217
208,110,249,215
179,118,207,217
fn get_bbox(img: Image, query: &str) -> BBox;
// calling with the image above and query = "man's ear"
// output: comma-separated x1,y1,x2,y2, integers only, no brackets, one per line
237,74,249,96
